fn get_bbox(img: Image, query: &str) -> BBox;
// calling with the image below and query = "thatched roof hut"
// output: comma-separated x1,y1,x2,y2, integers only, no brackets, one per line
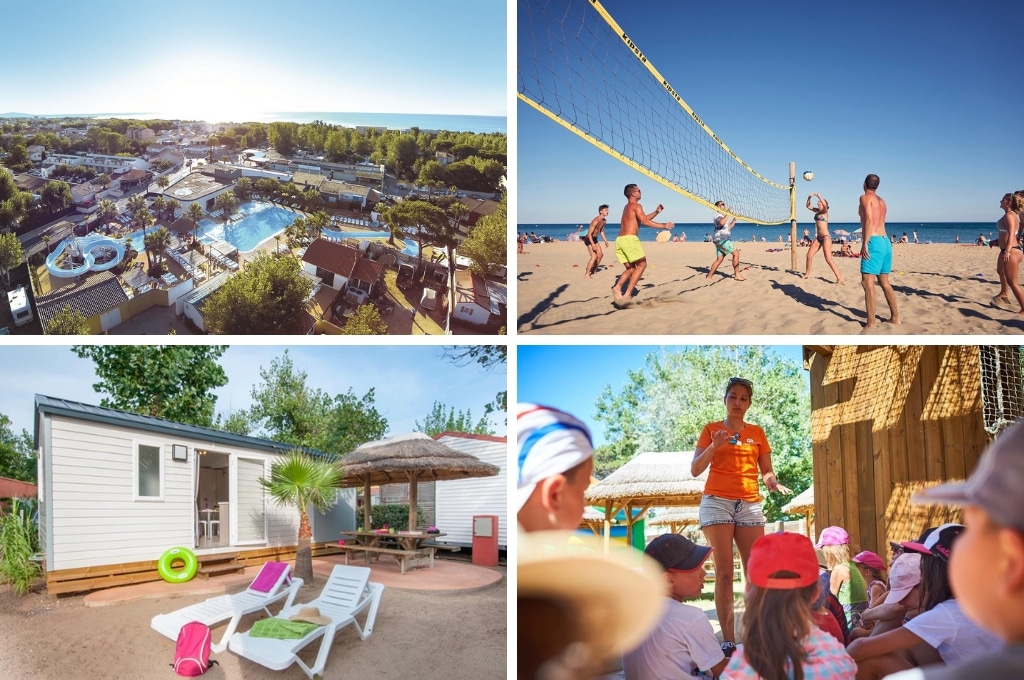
584,451,708,546
648,507,701,535
782,484,815,538
339,432,500,530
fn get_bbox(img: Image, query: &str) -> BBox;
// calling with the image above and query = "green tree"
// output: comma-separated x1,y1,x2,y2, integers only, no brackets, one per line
156,175,170,190
202,253,314,334
96,173,111,188
340,304,388,335
44,304,91,335
244,350,389,455
40,180,73,214
214,190,239,221
416,401,495,437
0,170,34,231
440,345,507,416
460,194,506,276
71,345,229,427
0,414,35,482
268,122,298,155
0,232,24,287
259,451,343,583
96,198,118,226
593,346,811,521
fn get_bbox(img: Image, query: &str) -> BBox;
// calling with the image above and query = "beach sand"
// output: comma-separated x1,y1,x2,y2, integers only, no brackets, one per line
0,567,506,680
517,242,1024,335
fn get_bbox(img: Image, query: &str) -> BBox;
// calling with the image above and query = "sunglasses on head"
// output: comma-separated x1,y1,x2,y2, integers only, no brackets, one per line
728,377,752,389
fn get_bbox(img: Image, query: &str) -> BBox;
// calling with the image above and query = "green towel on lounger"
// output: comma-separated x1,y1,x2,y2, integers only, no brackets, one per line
249,618,320,639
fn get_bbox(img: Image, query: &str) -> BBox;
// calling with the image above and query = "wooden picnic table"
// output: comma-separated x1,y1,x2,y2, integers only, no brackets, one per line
337,531,453,575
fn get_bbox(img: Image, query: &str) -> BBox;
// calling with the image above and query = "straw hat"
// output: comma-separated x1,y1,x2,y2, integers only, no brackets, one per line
518,530,666,671
289,606,331,626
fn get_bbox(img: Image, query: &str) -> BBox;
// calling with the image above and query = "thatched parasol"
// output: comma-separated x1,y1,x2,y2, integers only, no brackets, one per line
585,451,708,546
340,432,500,531
648,507,702,534
783,484,815,538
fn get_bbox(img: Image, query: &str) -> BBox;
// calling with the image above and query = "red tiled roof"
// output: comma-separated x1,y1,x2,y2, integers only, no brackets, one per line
301,238,361,278
351,257,384,285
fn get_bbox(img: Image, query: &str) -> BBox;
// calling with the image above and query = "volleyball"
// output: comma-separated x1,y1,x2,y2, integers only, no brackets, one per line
802,171,814,181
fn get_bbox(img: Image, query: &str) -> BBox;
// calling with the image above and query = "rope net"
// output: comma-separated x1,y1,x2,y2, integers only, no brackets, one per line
978,346,1024,436
518,0,793,225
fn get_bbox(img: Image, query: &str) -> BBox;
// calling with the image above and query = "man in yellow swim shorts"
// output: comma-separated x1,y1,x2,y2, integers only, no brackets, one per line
613,184,674,305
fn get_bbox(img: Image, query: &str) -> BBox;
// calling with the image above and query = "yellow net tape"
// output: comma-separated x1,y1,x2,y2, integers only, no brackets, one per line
518,0,794,225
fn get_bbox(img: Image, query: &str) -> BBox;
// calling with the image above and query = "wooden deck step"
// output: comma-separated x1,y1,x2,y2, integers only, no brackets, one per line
195,553,245,580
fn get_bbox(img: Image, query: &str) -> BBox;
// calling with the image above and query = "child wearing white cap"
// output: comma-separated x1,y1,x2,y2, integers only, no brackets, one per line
881,418,1024,679
517,404,595,532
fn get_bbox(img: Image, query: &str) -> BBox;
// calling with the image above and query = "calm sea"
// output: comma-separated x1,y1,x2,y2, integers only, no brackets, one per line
86,112,506,134
518,222,996,245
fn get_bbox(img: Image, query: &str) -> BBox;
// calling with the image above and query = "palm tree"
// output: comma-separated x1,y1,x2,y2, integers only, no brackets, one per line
187,202,205,245
96,198,118,227
150,226,172,269
41,234,52,254
259,451,343,583
166,198,181,221
151,195,167,222
156,175,170,191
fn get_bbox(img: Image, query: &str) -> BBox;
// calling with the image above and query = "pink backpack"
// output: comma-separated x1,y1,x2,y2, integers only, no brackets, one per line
172,621,218,676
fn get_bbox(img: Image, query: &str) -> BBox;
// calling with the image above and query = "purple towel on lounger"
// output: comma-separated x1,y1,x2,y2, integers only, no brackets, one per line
250,561,288,593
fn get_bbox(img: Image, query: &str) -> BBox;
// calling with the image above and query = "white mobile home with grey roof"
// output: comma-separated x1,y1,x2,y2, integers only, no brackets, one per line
34,395,356,593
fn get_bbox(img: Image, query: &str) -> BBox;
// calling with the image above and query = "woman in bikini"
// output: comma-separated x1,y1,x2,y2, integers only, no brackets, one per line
803,193,844,283
993,193,1024,314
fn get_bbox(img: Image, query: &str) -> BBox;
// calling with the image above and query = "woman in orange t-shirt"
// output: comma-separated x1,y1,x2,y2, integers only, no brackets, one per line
690,376,792,652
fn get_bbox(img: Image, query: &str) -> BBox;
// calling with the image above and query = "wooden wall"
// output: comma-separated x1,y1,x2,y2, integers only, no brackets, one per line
805,346,990,557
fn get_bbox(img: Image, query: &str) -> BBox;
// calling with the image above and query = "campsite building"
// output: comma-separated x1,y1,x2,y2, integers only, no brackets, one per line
34,395,359,594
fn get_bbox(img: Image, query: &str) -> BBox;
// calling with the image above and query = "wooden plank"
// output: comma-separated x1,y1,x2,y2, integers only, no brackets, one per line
919,347,945,481
904,353,928,483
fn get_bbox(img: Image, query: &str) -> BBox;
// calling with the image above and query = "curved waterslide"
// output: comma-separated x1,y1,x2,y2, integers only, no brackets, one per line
46,234,127,278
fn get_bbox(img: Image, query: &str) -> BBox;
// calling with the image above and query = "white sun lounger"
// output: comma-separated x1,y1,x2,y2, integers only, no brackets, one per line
151,561,302,653
227,565,384,679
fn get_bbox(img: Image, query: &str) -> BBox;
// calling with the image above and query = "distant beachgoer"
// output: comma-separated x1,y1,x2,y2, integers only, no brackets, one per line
977,233,987,246
611,184,673,305
803,193,844,284
913,230,919,244
680,232,686,242
899,232,909,244
992,193,1024,314
778,235,784,243
517,232,525,254
707,201,745,281
583,204,611,278
955,234,960,244
860,174,901,328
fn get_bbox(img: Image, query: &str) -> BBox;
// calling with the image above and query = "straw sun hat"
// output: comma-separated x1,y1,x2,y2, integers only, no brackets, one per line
289,606,331,626
518,530,667,672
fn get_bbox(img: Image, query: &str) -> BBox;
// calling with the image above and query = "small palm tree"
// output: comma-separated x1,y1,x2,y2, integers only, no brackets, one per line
259,451,343,583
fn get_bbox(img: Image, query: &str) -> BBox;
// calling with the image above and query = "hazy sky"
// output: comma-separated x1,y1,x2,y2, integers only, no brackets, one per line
517,0,1023,224
1,1,506,121
518,344,805,449
0,344,507,440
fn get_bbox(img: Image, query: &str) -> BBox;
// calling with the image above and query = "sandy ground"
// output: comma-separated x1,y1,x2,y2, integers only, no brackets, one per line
517,242,1024,335
0,569,506,680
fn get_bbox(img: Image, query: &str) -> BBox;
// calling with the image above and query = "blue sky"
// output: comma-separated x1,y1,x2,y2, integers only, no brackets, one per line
518,0,1023,224
0,345,507,440
1,1,506,121
517,344,805,449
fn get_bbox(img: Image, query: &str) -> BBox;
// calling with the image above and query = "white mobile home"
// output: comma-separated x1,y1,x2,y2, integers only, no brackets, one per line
8,285,33,327
433,432,507,550
34,395,356,593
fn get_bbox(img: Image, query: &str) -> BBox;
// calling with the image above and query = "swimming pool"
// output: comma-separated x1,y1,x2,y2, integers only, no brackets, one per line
197,201,297,253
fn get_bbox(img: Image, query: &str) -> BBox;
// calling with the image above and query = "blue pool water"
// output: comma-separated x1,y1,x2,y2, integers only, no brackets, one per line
197,202,297,253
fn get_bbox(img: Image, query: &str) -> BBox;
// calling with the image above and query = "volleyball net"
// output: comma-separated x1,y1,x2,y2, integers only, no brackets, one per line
518,0,793,225
979,346,1024,436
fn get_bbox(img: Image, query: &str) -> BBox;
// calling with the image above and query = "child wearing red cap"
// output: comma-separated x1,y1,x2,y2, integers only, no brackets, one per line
722,532,855,679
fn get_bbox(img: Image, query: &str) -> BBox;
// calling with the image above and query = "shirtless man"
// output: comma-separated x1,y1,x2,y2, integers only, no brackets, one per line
583,204,611,278
859,174,901,328
612,184,673,305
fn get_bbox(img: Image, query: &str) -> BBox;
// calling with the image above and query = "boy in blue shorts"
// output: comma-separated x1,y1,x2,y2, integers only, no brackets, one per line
859,174,901,328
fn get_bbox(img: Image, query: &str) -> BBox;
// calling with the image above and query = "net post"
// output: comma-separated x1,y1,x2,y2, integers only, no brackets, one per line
789,162,797,271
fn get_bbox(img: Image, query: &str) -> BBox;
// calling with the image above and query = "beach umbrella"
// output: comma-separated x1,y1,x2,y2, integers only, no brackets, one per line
834,229,851,237
339,432,500,531
852,228,863,235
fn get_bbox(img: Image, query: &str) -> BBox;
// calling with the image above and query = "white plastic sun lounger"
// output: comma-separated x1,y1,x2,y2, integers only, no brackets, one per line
151,560,302,653
227,565,384,679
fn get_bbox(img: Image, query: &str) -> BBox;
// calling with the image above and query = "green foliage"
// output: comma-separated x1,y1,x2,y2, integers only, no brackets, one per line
0,414,35,482
71,345,229,427
416,400,495,437
460,194,506,276
369,504,424,531
202,253,314,334
340,304,388,335
440,345,507,415
44,304,91,335
244,350,389,455
594,346,812,521
592,444,634,480
0,232,25,286
260,451,343,582
0,498,41,597
40,180,73,213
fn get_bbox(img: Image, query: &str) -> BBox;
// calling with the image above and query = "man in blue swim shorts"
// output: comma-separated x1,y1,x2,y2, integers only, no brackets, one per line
859,174,901,328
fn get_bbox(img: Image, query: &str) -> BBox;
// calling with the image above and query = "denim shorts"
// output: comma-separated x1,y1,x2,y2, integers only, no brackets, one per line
699,494,765,528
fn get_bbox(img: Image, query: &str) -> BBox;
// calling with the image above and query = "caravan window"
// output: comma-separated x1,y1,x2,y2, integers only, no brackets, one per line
136,443,163,499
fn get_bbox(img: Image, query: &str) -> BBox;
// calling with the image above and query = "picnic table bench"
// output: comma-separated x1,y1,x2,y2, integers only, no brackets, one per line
336,544,435,575
338,531,455,575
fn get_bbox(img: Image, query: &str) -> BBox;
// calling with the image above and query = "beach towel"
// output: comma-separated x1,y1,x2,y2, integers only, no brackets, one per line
248,618,320,640
250,561,289,593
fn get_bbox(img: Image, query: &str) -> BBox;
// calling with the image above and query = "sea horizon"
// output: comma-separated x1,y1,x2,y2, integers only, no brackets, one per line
0,111,506,134
519,222,999,245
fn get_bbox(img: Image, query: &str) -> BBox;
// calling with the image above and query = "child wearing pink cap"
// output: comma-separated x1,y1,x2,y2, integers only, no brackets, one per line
853,550,889,607
722,532,855,679
816,525,869,630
